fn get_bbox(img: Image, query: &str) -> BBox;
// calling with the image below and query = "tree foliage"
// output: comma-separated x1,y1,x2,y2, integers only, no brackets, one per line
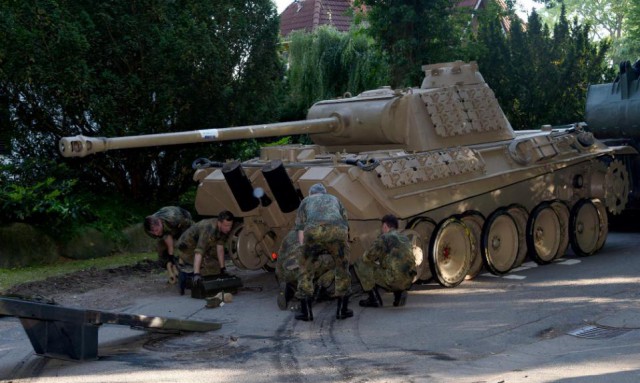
0,0,284,203
285,26,389,118
623,0,640,60
466,2,612,129
533,0,639,64
354,0,468,87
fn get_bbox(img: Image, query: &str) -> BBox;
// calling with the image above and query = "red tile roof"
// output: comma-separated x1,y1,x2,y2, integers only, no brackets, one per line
279,0,511,37
279,0,357,37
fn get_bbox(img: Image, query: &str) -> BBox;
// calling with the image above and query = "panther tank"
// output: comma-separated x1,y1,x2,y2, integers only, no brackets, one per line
59,61,630,287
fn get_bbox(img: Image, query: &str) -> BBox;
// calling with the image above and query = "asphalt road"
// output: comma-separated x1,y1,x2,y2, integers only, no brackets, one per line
2,230,640,382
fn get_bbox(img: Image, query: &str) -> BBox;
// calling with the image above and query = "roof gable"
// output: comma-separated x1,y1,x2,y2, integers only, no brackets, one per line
279,0,356,37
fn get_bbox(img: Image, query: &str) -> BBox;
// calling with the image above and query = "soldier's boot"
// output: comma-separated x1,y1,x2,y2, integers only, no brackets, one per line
336,296,354,320
295,298,313,321
359,287,383,308
393,290,408,307
277,282,295,311
314,285,333,302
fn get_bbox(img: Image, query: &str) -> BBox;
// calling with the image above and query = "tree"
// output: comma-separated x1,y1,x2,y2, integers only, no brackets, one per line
466,2,611,129
0,0,284,203
533,0,638,63
355,0,468,87
535,0,628,39
285,26,389,118
623,0,640,61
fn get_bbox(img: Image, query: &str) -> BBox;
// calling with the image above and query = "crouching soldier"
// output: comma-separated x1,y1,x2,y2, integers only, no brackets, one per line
176,210,235,288
276,230,336,310
355,214,417,308
295,183,351,322
144,206,194,283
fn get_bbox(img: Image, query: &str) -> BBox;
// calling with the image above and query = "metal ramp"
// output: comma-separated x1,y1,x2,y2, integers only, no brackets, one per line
0,295,221,361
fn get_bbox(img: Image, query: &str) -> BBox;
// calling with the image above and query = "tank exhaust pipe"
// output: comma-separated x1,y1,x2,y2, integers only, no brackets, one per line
222,161,262,212
261,160,301,213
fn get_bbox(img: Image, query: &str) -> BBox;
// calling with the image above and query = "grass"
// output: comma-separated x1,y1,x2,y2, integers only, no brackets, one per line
0,252,155,293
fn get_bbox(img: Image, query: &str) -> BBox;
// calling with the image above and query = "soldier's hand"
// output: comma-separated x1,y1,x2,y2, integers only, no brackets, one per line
192,273,202,284
219,267,230,277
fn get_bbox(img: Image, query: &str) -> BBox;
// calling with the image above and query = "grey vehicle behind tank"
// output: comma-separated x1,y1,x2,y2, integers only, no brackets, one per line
59,61,631,288
585,59,640,211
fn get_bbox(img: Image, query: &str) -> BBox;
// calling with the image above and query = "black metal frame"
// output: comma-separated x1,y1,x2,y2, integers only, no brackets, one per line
0,296,221,361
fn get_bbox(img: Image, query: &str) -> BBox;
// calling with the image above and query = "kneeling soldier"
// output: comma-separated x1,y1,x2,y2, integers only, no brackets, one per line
176,210,234,284
355,214,417,308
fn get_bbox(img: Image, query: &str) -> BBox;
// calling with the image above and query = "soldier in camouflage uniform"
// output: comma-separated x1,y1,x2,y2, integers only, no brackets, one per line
355,214,417,308
176,210,234,283
144,206,194,283
294,183,352,321
276,230,336,310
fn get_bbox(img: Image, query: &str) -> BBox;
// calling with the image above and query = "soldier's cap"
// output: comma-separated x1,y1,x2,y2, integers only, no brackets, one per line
309,183,327,195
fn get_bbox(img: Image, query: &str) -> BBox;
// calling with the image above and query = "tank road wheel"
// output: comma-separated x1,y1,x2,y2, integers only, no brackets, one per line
461,212,485,280
481,209,519,275
429,217,472,288
527,202,562,265
569,199,602,257
550,200,570,260
593,199,609,251
405,218,436,283
227,224,267,270
506,204,529,268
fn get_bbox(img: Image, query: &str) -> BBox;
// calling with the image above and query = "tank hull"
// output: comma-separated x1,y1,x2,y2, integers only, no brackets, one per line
194,126,621,286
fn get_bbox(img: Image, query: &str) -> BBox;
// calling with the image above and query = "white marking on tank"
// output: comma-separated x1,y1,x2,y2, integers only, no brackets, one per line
199,129,219,140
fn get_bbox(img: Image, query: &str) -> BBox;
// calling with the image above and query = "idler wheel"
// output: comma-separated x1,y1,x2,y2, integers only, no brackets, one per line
429,217,472,288
227,224,267,270
481,209,519,275
569,199,602,257
461,212,485,280
527,202,562,264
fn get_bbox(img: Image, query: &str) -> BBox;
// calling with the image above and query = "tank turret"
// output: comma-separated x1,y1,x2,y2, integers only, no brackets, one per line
60,61,631,288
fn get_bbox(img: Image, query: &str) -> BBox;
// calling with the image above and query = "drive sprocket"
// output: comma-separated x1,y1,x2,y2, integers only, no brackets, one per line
603,159,629,215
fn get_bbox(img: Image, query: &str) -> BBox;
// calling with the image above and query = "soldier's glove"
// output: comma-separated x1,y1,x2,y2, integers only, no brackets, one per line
192,273,202,284
219,267,229,277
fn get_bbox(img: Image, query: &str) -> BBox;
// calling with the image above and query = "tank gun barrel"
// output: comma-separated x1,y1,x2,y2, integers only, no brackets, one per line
59,117,340,157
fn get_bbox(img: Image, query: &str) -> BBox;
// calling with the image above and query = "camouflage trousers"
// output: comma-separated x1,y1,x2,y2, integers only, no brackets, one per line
177,247,222,276
297,225,350,299
354,258,414,292
156,240,172,268
278,253,335,291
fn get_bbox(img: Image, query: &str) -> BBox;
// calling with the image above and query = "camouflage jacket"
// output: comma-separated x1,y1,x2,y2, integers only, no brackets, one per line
294,194,348,231
147,206,193,239
177,219,229,255
276,231,301,279
364,230,416,274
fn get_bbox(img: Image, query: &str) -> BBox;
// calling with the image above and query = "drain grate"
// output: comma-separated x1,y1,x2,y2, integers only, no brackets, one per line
567,324,633,339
